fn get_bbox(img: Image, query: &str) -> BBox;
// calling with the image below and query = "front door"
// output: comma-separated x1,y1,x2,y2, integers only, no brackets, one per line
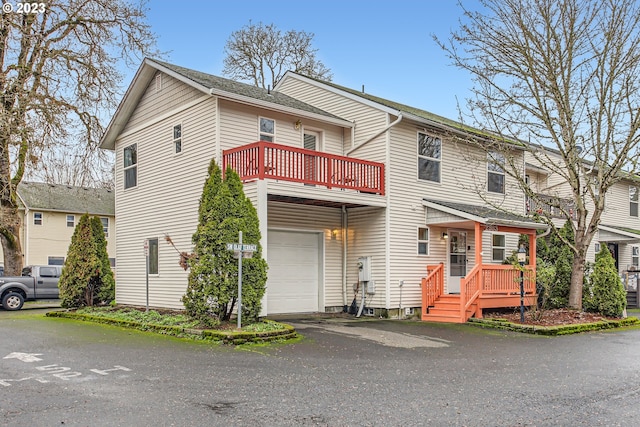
447,231,467,293
303,131,319,184
607,243,619,271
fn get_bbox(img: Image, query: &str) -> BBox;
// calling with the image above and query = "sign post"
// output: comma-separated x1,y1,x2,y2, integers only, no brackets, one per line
226,232,256,328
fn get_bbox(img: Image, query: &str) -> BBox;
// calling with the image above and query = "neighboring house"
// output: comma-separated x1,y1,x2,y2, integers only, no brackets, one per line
0,182,116,270
100,58,549,322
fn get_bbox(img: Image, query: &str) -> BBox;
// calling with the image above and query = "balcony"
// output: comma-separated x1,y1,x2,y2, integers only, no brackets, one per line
526,193,576,220
223,141,385,195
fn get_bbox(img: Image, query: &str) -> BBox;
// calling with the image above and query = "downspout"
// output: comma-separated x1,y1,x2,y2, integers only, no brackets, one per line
346,113,403,156
342,205,348,309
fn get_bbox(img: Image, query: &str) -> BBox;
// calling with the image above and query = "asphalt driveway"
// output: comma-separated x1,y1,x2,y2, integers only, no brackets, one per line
2,309,640,426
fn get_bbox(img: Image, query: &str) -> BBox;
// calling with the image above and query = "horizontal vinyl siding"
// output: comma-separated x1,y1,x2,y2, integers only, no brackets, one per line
218,100,345,156
114,98,218,309
124,73,204,133
267,202,343,309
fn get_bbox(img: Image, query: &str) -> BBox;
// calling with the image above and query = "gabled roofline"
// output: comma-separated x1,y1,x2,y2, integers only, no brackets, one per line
100,59,354,151
599,224,640,239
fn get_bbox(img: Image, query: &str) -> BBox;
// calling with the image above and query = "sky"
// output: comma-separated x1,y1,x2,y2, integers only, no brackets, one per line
132,0,478,122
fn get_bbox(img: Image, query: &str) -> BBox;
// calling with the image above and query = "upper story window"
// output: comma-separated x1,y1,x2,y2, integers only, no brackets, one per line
418,227,430,255
488,151,505,194
173,124,182,154
66,215,75,228
418,132,441,183
101,217,109,237
492,234,506,262
630,186,638,217
34,212,43,225
124,143,137,189
259,117,275,142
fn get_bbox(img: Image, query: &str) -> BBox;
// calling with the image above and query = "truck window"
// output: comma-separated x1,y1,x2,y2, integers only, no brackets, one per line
22,267,32,277
40,267,58,278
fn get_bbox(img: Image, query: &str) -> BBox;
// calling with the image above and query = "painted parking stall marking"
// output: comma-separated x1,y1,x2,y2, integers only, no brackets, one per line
1,352,132,387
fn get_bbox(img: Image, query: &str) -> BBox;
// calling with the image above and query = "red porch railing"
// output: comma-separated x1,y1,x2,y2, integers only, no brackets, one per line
421,263,444,318
222,141,385,195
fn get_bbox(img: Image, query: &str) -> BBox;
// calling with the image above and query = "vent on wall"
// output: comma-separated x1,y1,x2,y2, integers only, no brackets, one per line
155,74,162,92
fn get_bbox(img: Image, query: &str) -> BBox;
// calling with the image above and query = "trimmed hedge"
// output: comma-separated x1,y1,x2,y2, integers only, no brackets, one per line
46,311,298,344
468,316,640,335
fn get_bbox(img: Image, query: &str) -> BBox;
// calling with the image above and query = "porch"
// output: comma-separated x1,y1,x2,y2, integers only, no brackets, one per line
223,141,385,196
420,199,546,323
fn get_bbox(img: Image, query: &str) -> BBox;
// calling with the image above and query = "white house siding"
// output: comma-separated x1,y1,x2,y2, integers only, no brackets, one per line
114,94,218,309
267,202,343,309
123,72,204,134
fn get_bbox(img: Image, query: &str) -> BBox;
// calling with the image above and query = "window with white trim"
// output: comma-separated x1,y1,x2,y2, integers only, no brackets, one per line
259,117,275,142
148,238,159,275
101,217,109,237
633,246,639,268
630,186,638,217
492,234,506,261
66,215,75,228
417,132,441,183
48,256,64,266
418,227,430,255
123,143,137,189
34,212,43,225
595,242,601,253
488,151,505,193
173,124,182,154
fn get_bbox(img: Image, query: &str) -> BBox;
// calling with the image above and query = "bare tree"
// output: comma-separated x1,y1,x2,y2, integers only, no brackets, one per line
0,0,157,274
437,0,640,309
223,21,332,89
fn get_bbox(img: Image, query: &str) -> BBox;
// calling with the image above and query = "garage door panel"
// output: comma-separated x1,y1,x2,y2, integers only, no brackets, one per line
267,231,319,314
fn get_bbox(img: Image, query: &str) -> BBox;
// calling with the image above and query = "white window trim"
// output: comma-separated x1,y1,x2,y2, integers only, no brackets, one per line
491,233,506,262
487,151,505,194
173,123,182,154
101,217,109,237
418,226,430,256
259,117,275,142
632,246,639,268
123,143,137,190
630,185,638,217
66,214,75,228
34,212,43,225
417,132,442,183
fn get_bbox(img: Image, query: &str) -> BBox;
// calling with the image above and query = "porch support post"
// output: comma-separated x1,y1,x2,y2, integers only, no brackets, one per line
474,221,482,265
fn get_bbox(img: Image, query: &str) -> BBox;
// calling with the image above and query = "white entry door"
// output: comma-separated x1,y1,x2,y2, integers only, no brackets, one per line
447,231,467,293
267,230,320,314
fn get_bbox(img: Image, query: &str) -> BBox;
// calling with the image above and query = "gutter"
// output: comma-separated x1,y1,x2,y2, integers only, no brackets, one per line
346,113,403,156
16,192,29,266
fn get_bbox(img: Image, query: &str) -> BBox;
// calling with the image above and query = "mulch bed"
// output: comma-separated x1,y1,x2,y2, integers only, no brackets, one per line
483,308,617,326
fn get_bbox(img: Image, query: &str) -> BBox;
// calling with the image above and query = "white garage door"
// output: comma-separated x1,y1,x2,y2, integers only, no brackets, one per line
267,230,320,314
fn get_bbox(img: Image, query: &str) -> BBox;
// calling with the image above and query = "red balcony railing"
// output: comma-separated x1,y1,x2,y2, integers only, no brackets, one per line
222,141,385,195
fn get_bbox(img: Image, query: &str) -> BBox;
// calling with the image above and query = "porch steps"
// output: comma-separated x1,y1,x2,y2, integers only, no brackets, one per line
422,295,476,324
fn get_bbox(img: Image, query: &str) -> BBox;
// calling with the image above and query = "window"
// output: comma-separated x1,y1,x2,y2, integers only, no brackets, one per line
173,124,182,154
417,132,441,182
66,215,75,227
630,186,638,217
488,151,505,193
595,242,601,253
34,212,43,225
492,234,506,261
147,238,158,275
109,258,116,268
418,227,429,255
47,256,64,266
100,217,109,237
633,247,639,268
124,143,137,189
41,266,61,277
259,117,275,142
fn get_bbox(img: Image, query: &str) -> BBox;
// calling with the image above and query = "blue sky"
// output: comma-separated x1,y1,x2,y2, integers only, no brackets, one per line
137,0,477,121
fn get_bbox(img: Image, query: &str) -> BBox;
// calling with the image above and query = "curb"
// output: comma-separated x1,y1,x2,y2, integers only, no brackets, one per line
467,316,640,335
45,311,299,345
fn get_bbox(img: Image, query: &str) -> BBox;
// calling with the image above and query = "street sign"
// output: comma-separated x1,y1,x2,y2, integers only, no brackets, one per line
226,243,257,252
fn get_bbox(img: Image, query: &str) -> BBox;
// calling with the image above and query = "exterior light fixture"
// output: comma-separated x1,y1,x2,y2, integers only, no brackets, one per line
442,232,448,240
294,119,302,130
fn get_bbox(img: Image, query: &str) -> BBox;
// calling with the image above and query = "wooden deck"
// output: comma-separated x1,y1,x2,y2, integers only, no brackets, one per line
421,263,536,323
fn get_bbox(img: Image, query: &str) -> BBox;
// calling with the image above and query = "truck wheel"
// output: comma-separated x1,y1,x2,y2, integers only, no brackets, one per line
2,292,24,310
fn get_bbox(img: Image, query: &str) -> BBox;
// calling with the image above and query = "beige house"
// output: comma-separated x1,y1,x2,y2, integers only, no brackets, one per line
101,58,549,321
2,182,116,270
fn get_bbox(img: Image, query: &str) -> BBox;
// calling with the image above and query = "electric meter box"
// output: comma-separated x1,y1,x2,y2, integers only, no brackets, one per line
357,256,372,282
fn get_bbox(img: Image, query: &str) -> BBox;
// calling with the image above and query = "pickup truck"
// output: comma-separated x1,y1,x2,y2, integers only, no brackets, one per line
0,265,62,310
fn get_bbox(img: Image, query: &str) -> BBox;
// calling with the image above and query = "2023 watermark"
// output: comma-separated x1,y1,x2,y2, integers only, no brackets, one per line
2,2,46,14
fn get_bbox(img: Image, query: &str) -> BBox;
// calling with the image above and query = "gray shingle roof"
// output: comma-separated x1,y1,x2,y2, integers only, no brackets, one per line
424,198,542,226
18,182,115,216
152,60,345,121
